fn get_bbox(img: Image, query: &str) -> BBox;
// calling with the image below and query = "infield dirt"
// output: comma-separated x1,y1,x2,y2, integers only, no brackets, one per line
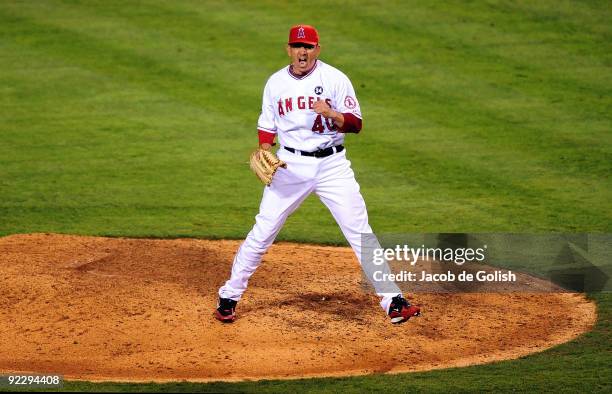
0,233,596,382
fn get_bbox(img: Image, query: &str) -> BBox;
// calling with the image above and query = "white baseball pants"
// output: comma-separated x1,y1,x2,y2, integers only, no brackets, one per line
218,147,401,313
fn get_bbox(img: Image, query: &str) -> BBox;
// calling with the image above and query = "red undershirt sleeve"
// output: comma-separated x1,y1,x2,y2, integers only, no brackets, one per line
258,129,276,146
339,113,362,133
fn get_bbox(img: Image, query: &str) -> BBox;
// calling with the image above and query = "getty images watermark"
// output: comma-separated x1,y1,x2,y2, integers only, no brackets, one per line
371,243,516,283
373,244,487,266
359,233,611,294
370,243,517,284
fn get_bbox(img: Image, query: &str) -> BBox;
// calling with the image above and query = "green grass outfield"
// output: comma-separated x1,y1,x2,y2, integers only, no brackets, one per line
0,0,610,392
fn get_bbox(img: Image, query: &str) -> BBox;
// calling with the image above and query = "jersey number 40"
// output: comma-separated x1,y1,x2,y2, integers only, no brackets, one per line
311,115,336,133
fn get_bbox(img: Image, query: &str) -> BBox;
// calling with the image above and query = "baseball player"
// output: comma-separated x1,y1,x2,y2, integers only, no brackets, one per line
215,24,420,324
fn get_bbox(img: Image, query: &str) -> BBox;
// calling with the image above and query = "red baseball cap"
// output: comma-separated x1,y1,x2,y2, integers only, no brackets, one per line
288,24,319,46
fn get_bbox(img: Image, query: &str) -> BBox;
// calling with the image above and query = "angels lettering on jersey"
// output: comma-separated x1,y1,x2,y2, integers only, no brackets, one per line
277,95,336,133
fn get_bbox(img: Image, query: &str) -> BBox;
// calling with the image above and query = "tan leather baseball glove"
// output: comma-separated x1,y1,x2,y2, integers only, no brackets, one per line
249,149,287,186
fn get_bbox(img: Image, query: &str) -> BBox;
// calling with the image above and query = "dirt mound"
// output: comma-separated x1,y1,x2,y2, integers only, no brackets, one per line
0,233,596,382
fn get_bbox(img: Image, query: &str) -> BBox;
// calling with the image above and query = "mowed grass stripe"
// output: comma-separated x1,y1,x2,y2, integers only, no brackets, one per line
341,17,611,162
326,3,610,146
355,159,607,233
0,5,262,195
338,1,610,97
0,0,285,87
0,5,261,127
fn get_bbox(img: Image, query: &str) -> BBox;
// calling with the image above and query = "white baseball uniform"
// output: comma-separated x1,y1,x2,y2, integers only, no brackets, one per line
218,59,401,313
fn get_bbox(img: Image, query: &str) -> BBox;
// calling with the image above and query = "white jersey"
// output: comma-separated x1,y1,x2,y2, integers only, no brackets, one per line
257,59,362,152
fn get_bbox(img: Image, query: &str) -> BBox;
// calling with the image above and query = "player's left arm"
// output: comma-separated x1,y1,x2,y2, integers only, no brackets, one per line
313,103,345,128
313,74,362,133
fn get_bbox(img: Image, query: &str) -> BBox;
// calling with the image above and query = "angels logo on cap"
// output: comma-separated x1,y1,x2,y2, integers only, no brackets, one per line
288,24,319,45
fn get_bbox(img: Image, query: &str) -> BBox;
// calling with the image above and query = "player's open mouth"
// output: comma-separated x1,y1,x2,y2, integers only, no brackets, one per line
298,57,307,67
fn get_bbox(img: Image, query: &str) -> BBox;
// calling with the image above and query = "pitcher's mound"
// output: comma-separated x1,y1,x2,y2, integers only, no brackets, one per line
0,233,596,382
